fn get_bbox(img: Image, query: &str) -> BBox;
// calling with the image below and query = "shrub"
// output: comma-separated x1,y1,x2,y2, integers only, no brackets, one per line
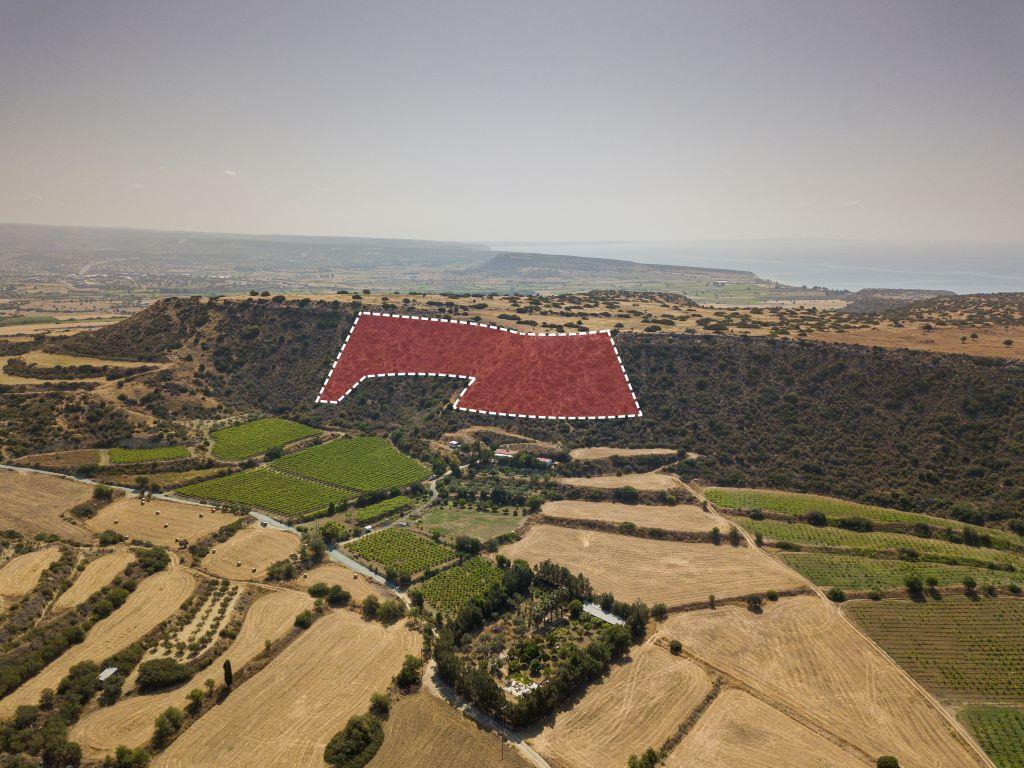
324,714,384,768
651,602,668,620
393,655,422,689
376,599,405,625
369,692,390,717
904,576,924,597
328,585,351,607
308,582,329,598
134,547,170,574
294,610,314,629
826,587,847,603
266,559,296,581
137,659,190,692
362,595,380,619
746,594,763,612
877,757,900,768
669,639,682,655
103,745,152,767
99,529,125,546
152,706,184,748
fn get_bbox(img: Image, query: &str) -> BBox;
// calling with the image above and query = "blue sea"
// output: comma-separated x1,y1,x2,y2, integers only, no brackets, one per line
488,240,1024,294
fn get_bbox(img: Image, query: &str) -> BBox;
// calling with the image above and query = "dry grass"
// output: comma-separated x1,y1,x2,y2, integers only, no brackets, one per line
0,564,195,716
13,449,106,469
541,500,717,533
664,688,866,768
71,587,313,758
52,549,134,612
502,525,801,607
201,527,299,580
293,563,391,606
368,692,532,768
569,447,677,460
20,351,153,368
153,609,419,768
0,546,62,597
530,643,712,768
655,596,988,768
0,469,93,539
559,471,682,491
87,496,237,547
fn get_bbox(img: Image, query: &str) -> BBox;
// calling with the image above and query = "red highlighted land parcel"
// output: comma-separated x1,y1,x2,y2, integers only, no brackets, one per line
316,313,641,420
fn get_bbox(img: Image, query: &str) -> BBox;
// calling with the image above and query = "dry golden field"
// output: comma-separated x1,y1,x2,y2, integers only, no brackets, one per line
540,500,717,532
664,688,867,768
568,447,677,460
200,526,300,580
502,525,802,607
529,643,712,768
0,564,195,716
51,549,134,612
71,587,313,758
86,496,237,547
558,471,682,491
368,692,532,768
0,546,62,597
655,596,988,768
0,469,93,538
153,609,418,768
293,563,391,606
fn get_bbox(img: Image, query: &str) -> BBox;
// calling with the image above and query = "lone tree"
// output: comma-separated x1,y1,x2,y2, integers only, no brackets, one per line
223,659,233,688
877,757,900,768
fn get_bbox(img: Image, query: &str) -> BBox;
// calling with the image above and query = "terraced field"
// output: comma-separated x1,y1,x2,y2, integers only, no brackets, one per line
52,549,134,611
0,546,62,597
740,518,1021,569
346,528,456,575
959,706,1024,768
421,557,502,613
271,436,429,491
109,446,190,464
541,499,717,532
176,468,353,517
87,496,237,546
416,505,522,541
0,468,92,539
559,470,681,491
210,417,320,461
846,597,1024,701
201,526,299,580
707,487,1024,552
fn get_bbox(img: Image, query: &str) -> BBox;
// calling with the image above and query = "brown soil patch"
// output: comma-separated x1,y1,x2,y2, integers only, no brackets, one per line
154,609,418,768
293,563,391,606
13,449,105,469
52,549,134,612
87,496,237,547
569,447,677,460
0,546,62,597
656,596,988,768
541,500,717,533
502,525,801,607
71,588,313,757
0,469,93,539
530,643,711,768
369,692,531,768
664,688,865,768
559,471,681,491
0,564,195,716
201,527,299,580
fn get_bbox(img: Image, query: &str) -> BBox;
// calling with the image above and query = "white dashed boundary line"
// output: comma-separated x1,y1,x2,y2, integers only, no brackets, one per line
314,311,643,420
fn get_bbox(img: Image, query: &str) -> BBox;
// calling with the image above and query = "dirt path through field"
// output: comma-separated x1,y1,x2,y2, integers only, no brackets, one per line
0,564,195,717
52,549,134,612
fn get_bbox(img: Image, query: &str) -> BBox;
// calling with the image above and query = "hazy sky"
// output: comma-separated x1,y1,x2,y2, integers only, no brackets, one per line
2,0,1022,243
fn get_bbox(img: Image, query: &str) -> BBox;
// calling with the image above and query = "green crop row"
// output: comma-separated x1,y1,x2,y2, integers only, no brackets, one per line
176,468,352,517
421,557,503,613
352,496,414,524
345,528,455,574
779,552,1023,591
960,707,1024,768
210,417,319,460
272,436,429,492
706,487,1024,552
109,446,190,464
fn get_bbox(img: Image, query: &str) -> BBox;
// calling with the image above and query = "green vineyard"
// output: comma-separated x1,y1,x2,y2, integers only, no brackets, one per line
960,707,1024,768
210,417,320,460
109,446,190,464
352,496,415,524
176,468,352,517
272,436,429,492
345,528,455,574
421,557,503,613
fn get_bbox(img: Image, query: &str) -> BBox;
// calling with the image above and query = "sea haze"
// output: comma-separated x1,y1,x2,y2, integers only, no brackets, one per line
490,241,1024,294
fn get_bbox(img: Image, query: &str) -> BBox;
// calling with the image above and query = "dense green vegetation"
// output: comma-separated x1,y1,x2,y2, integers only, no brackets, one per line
780,552,1023,591
421,557,503,613
177,468,353,517
109,446,190,464
345,528,455,575
323,713,383,768
960,706,1024,768
210,417,319,460
272,436,429,491
351,496,414,524
847,597,1024,701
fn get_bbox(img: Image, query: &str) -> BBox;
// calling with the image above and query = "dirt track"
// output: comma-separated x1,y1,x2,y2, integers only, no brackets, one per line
87,496,237,547
154,609,418,768
0,564,195,716
529,643,712,768
52,549,134,611
541,500,717,532
71,588,313,757
502,525,802,607
0,546,62,597
201,526,299,580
